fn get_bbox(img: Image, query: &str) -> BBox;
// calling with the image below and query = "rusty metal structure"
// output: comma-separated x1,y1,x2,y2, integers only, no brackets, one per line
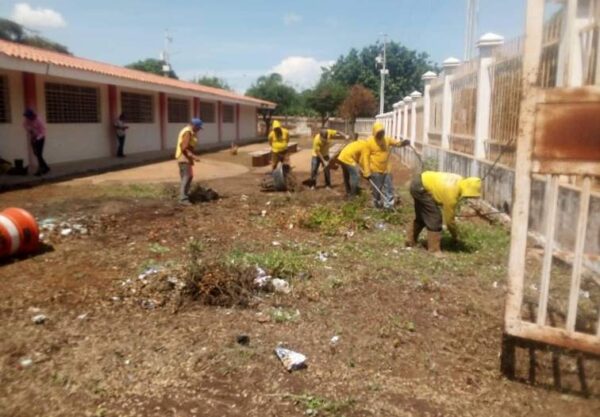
502,0,600,374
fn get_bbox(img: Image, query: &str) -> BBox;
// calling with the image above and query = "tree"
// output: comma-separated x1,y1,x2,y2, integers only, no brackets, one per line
194,76,231,91
125,58,178,79
0,18,71,54
305,79,346,126
246,73,301,115
338,85,377,133
324,40,438,111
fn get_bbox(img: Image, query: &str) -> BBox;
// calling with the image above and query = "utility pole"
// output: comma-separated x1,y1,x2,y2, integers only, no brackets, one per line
377,33,389,114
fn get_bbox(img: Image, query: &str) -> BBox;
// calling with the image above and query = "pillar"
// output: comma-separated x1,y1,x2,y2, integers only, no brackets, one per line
410,91,422,146
235,103,241,142
22,72,37,169
422,71,437,145
402,96,412,139
159,92,167,150
441,57,461,150
475,33,505,160
193,97,200,118
217,100,223,142
108,85,118,156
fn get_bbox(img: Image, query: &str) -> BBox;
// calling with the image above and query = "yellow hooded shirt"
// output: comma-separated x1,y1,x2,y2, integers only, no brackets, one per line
175,125,198,161
421,171,482,229
268,120,290,153
311,129,337,157
363,122,400,176
337,140,368,172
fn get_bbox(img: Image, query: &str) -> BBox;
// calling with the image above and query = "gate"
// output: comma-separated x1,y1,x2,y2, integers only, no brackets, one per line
502,0,600,375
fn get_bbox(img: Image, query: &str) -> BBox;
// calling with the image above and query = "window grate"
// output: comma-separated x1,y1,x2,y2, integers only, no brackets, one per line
199,102,215,123
0,76,10,123
168,98,190,123
222,104,235,123
45,82,99,123
121,92,154,123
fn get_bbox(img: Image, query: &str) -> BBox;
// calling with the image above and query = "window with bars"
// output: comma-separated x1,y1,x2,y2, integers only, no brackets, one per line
0,76,10,123
199,102,215,123
121,92,154,123
222,104,235,123
45,82,99,123
168,98,190,123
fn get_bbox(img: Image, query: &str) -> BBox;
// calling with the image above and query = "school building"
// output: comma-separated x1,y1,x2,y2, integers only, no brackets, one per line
0,39,275,170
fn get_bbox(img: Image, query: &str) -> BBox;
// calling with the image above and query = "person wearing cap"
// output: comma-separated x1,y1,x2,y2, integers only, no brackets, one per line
23,109,50,176
268,120,290,170
406,171,482,254
336,135,369,198
362,122,410,209
114,113,129,157
310,128,347,189
175,118,203,205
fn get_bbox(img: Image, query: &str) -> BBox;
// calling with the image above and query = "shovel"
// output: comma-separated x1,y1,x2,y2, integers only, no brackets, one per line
302,154,331,188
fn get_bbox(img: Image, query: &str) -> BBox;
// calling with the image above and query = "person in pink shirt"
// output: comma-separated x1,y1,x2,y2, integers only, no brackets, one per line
23,109,50,176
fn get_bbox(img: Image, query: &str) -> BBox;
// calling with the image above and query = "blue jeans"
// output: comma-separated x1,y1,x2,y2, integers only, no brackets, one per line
310,156,331,187
341,163,360,196
178,163,193,201
370,173,394,209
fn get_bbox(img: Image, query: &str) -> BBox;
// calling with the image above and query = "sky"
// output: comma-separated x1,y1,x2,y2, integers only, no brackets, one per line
0,0,527,93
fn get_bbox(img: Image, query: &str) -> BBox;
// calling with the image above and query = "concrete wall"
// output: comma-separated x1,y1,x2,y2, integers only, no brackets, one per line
0,69,26,163
239,105,256,139
37,75,112,164
117,87,161,155
199,100,219,145
165,94,192,150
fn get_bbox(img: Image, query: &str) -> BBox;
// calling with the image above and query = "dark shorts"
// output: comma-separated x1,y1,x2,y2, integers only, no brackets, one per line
410,175,443,232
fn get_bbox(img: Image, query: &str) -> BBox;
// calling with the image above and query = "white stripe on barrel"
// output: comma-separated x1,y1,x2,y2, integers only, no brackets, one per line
0,214,20,254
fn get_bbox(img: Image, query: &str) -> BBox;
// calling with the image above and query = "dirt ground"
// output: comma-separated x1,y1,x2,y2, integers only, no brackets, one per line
1,138,599,417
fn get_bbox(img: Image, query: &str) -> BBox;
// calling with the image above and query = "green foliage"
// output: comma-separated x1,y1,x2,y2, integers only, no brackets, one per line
301,197,369,235
126,58,178,79
246,73,303,115
193,75,231,91
0,18,71,54
269,307,300,323
292,394,356,417
305,79,347,125
324,40,439,111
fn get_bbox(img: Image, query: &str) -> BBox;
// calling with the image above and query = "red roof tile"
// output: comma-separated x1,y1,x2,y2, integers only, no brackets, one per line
0,39,275,108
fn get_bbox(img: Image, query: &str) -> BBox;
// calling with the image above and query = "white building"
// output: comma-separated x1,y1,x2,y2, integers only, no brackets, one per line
0,39,275,169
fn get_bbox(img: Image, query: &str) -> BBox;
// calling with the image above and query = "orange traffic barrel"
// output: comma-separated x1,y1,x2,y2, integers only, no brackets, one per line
0,208,40,258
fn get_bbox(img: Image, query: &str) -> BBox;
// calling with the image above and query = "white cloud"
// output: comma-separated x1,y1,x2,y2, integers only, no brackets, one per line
283,12,302,26
271,56,334,90
11,3,66,29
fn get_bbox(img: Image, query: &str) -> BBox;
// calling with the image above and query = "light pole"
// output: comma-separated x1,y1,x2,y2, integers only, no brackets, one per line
376,34,389,114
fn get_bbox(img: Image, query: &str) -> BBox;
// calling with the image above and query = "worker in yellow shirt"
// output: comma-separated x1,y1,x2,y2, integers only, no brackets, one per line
175,118,203,205
337,135,369,197
406,171,481,254
362,122,410,209
310,128,347,189
268,120,290,170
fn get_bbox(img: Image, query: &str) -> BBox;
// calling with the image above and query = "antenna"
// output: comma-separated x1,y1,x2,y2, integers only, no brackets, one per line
160,29,173,76
464,0,479,60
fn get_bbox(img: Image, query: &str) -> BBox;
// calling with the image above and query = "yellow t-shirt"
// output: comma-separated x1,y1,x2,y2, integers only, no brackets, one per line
175,126,198,162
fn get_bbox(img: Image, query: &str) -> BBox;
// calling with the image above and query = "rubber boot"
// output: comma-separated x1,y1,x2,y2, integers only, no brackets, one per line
405,221,424,247
427,231,443,257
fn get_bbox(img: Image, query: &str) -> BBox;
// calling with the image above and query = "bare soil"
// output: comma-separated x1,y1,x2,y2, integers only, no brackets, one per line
0,141,599,417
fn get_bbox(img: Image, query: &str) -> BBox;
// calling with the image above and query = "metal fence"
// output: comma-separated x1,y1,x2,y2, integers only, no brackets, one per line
450,60,478,154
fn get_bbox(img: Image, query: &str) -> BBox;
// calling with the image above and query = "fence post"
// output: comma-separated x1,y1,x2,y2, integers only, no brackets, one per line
474,33,504,161
402,96,412,139
410,91,422,146
422,71,437,145
441,57,461,151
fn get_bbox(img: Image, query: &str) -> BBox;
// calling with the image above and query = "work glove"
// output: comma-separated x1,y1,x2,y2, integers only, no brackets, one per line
401,139,411,147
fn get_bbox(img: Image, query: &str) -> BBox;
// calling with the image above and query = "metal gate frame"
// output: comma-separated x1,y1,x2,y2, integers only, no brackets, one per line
502,0,600,375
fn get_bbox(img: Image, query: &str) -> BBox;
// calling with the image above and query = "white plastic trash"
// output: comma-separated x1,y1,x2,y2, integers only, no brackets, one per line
271,278,291,294
274,347,307,372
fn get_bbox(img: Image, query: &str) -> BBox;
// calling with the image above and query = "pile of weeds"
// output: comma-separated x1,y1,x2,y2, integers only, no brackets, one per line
300,195,370,235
